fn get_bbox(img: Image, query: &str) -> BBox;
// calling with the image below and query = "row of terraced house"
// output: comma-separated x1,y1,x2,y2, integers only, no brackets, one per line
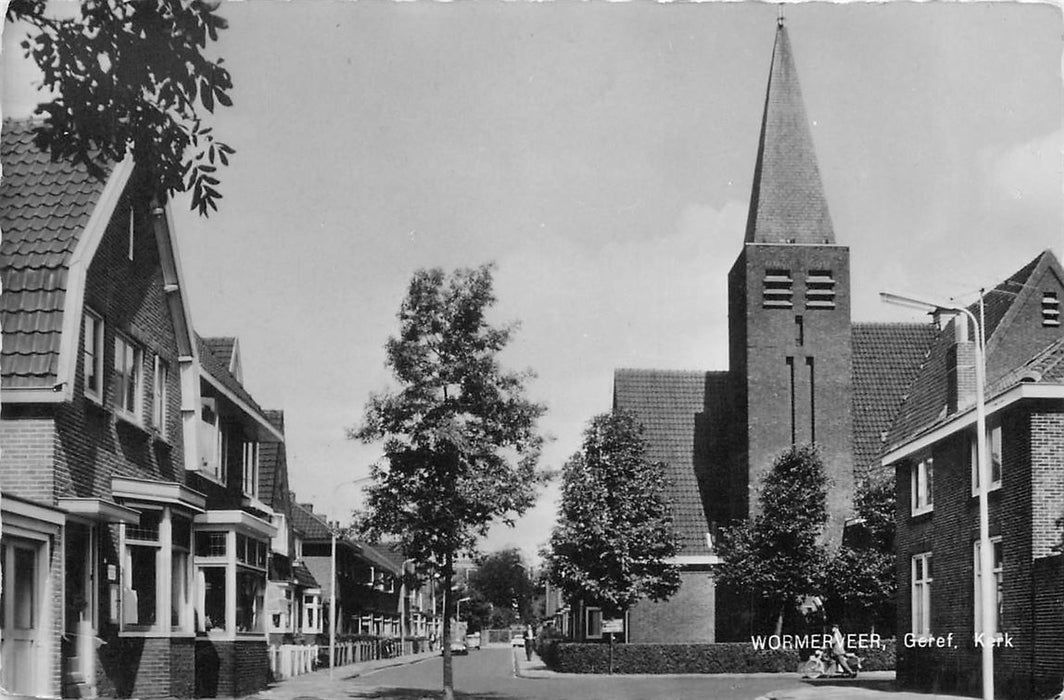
0,119,435,699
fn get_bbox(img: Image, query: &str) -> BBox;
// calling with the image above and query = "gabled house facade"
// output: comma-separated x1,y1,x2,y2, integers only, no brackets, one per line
0,119,200,699
0,119,287,698
885,252,1064,698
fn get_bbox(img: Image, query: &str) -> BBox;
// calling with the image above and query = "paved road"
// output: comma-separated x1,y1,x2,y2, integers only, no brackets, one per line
344,647,826,700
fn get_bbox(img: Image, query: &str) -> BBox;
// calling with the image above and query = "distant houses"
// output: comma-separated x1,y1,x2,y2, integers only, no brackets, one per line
0,119,435,699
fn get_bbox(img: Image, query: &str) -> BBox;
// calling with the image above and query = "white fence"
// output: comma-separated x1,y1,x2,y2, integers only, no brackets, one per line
267,644,319,680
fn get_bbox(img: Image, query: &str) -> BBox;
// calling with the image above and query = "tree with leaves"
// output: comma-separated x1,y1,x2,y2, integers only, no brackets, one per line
821,473,896,634
353,264,547,700
467,548,535,627
715,444,830,636
8,0,234,215
546,411,681,628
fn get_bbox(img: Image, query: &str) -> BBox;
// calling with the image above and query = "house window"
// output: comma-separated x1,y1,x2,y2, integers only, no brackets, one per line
242,442,259,497
974,537,1003,638
585,607,603,639
302,587,321,634
269,585,294,632
236,570,265,633
114,334,143,422
122,511,161,630
911,552,932,638
1043,291,1060,327
805,270,837,309
201,566,227,632
83,310,104,402
199,398,227,480
911,456,933,515
972,423,1003,494
152,356,169,433
762,269,793,308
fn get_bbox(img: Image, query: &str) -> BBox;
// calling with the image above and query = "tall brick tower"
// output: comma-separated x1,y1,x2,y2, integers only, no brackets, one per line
727,22,854,541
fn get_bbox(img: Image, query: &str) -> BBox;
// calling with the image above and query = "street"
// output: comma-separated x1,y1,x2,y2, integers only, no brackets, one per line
339,647,834,700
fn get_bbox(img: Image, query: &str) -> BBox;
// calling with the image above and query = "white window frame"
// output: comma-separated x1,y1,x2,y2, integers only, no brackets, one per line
198,398,228,482
971,424,1003,496
113,334,143,423
83,309,105,404
152,355,169,434
302,591,323,634
974,537,1004,639
911,552,932,639
120,507,194,635
585,607,603,640
911,456,933,516
242,441,259,498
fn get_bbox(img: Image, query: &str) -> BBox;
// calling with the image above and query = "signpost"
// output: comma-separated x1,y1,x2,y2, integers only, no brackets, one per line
603,618,624,674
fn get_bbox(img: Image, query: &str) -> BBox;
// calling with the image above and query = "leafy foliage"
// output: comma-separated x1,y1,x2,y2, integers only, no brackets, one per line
822,473,896,633
8,0,234,216
547,411,681,615
352,264,546,699
715,444,829,634
466,548,535,628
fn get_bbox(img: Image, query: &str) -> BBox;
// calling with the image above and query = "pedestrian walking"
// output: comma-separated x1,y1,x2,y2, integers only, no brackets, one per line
524,623,535,661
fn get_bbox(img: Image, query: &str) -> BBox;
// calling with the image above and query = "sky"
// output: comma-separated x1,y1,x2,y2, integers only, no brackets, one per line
3,1,1062,565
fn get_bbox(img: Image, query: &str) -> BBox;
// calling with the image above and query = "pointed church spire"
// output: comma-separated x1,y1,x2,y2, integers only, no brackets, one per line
744,23,835,245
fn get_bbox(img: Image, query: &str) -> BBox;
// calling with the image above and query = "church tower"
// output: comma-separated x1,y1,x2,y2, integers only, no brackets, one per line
727,22,854,540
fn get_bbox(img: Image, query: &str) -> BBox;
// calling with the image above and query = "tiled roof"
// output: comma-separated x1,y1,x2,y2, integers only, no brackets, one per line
292,560,319,589
744,25,834,246
355,541,402,575
203,337,236,372
196,334,271,426
888,251,1064,449
290,500,333,540
1,119,111,390
259,410,287,508
613,369,728,556
988,335,1064,394
851,322,937,480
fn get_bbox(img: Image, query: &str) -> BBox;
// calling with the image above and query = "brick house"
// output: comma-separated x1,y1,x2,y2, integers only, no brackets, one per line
885,252,1064,698
288,501,403,644
596,24,937,643
0,119,200,698
0,119,287,698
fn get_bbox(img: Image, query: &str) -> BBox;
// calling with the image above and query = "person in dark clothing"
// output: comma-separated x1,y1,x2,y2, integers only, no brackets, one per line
524,624,534,661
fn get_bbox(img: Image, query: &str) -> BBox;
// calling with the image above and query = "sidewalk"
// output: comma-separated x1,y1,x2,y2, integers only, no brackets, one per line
244,650,438,700
514,650,977,700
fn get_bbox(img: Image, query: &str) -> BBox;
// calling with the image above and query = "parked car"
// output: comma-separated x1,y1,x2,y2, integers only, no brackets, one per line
510,631,525,647
449,638,468,655
465,632,481,650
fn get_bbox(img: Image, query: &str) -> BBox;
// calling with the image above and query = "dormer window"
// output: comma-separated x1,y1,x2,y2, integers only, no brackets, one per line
806,270,836,309
1042,291,1060,327
763,269,793,308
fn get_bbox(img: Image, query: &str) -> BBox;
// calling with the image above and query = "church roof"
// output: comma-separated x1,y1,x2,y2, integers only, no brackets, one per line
744,25,835,246
613,369,729,556
851,323,938,481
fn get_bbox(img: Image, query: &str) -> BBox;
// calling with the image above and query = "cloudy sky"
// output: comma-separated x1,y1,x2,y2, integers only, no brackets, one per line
3,1,1061,564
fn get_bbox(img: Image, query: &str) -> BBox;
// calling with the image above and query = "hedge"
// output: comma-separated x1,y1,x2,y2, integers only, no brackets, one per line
537,638,896,675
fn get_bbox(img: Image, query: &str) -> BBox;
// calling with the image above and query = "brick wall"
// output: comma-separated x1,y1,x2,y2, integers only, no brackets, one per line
629,569,715,643
195,639,269,698
0,415,56,501
97,636,195,699
896,403,1064,698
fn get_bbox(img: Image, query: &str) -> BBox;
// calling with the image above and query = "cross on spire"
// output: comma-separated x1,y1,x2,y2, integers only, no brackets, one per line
778,4,784,28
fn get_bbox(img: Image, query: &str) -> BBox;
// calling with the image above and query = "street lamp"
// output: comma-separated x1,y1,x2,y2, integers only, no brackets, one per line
326,476,373,677
881,290,994,700
456,596,471,620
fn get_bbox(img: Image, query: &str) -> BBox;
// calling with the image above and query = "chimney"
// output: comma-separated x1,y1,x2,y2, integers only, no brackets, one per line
946,316,977,413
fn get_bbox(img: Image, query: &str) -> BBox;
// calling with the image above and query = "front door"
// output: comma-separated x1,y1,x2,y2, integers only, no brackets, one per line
1,539,44,695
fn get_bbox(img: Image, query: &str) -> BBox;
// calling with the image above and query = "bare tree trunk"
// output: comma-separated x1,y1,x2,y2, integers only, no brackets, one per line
441,550,455,700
